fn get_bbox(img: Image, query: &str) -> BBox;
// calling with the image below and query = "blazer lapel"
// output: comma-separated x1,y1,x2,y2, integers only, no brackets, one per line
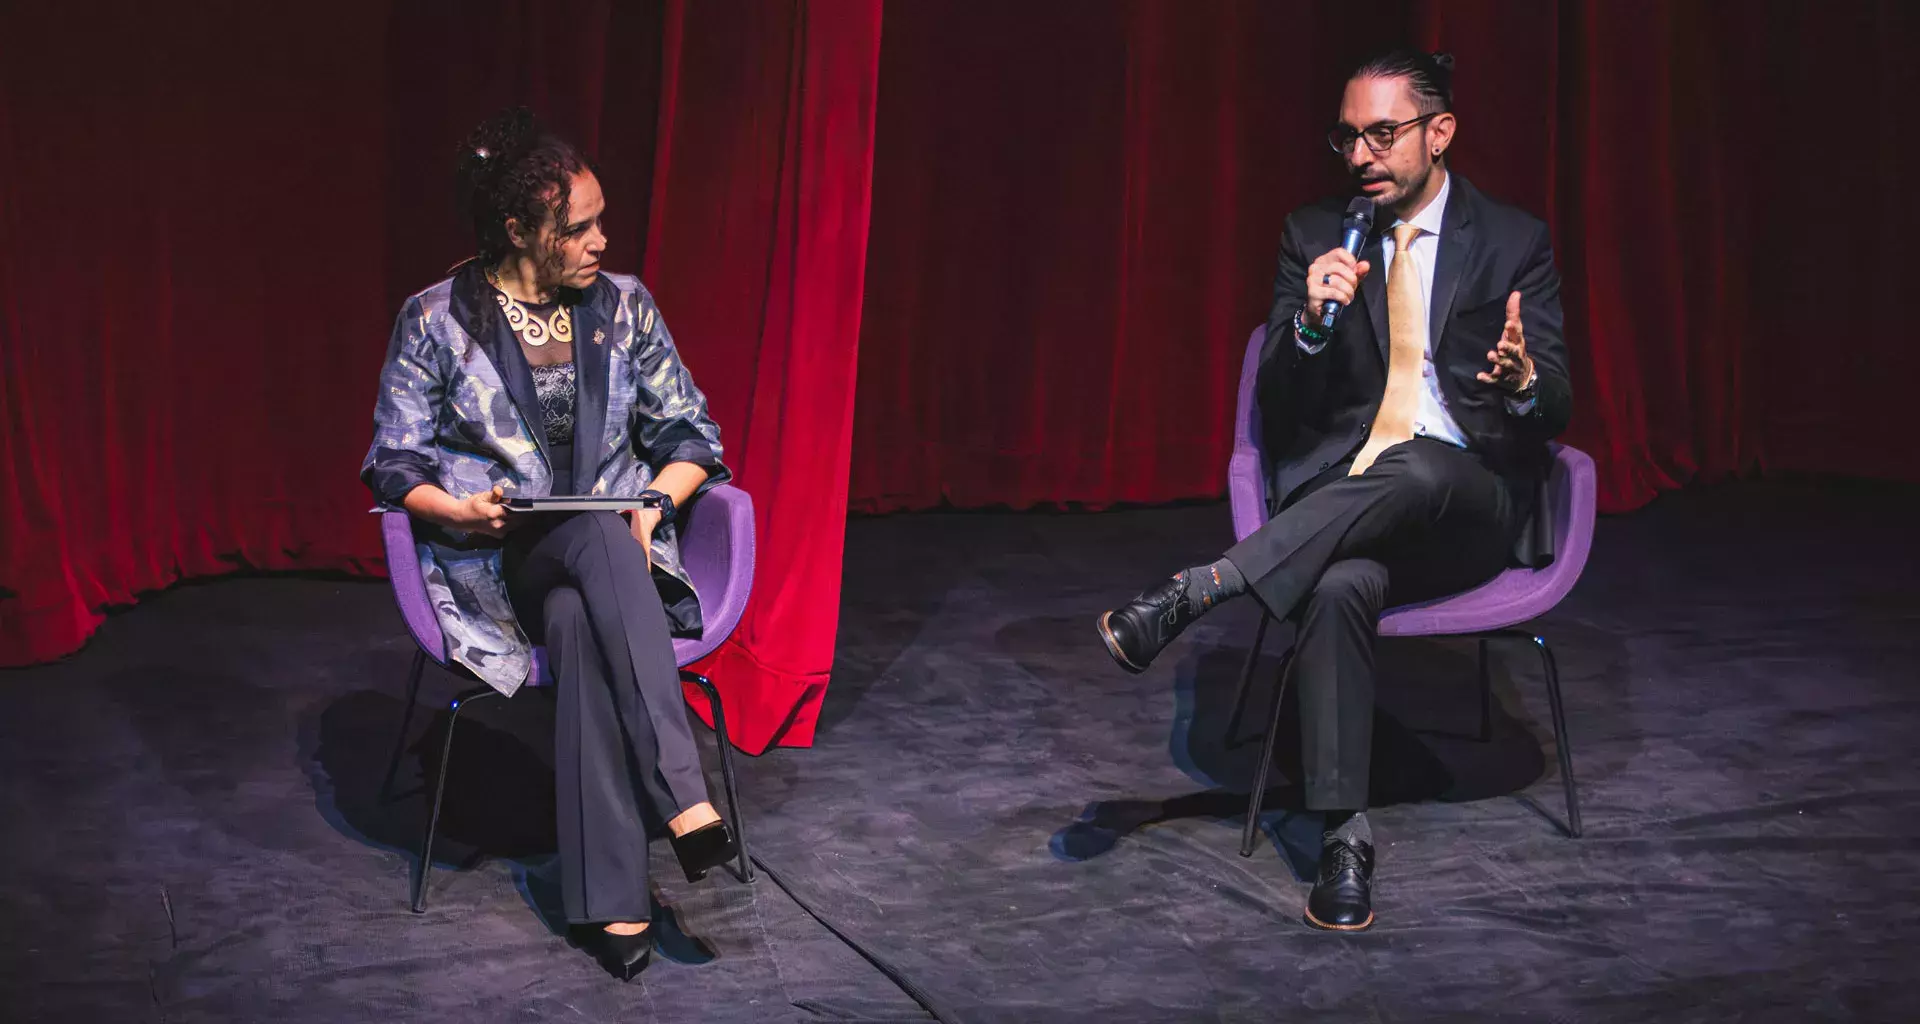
1429,174,1477,357
1359,228,1389,364
450,265,554,472
569,282,612,495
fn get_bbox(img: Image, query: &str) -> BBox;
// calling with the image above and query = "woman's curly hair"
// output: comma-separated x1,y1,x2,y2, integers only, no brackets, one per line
455,107,591,270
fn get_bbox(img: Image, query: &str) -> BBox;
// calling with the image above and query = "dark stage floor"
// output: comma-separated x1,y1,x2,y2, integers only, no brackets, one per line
5,477,1918,1022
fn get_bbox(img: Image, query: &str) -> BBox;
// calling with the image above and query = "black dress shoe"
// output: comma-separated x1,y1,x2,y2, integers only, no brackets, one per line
1097,575,1199,673
668,820,737,883
1304,833,1375,931
567,925,653,982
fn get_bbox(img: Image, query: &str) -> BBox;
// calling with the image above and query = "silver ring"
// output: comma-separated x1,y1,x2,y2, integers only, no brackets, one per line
1322,274,1331,285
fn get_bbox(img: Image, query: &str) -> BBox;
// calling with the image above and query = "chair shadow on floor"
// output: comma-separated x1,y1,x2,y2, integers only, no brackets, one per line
1049,625,1555,879
292,669,756,962
299,678,715,956
297,670,580,932
301,668,714,929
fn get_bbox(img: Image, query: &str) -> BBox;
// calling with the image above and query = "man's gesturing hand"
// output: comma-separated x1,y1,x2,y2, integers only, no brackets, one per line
1476,290,1535,391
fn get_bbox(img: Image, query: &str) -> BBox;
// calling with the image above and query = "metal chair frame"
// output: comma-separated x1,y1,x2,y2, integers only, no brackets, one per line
1222,612,1581,858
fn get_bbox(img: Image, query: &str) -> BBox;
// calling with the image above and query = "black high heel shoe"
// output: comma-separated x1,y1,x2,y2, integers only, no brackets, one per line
567,925,653,982
668,820,738,883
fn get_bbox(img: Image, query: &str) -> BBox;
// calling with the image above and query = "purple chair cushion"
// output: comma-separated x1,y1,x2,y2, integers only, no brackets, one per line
383,484,757,684
1226,324,1597,635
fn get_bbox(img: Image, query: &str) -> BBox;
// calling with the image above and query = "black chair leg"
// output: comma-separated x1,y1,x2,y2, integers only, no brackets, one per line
1477,638,1494,743
1531,635,1582,838
381,650,428,804
1239,647,1295,858
682,671,754,883
412,686,498,913
1224,613,1272,746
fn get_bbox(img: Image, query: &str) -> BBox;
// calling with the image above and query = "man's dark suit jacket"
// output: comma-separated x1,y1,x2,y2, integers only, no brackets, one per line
1255,173,1572,566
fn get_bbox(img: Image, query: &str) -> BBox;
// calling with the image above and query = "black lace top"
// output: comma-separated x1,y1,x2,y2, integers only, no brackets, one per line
530,362,576,446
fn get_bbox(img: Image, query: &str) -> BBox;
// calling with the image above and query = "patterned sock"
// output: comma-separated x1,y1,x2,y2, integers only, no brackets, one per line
1323,810,1372,847
1179,558,1247,613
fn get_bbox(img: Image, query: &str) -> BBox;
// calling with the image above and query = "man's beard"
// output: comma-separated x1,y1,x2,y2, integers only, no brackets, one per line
1366,160,1435,215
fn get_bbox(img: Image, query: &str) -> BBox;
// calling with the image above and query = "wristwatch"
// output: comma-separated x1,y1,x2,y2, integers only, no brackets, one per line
637,489,677,524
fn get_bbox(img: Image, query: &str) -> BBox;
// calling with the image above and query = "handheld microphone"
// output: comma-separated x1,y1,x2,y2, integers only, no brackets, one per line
1318,197,1376,331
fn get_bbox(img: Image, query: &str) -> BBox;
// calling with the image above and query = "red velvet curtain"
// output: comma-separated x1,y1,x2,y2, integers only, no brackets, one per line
1,0,881,755
6,0,1915,731
2,1,400,666
0,0,674,663
851,0,1920,514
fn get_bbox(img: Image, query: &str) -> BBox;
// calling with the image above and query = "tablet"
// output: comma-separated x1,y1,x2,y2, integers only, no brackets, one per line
504,496,665,512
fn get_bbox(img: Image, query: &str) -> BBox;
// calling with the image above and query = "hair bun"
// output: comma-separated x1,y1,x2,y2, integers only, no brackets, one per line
458,106,540,181
1431,51,1456,73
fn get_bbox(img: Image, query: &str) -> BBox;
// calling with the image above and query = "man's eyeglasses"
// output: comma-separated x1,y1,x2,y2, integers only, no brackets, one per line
1327,113,1441,156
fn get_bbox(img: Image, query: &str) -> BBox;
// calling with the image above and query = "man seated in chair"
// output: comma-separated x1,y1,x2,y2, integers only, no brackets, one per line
1095,49,1572,931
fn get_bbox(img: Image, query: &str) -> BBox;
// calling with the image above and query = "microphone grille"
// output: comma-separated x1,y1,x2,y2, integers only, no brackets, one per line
1345,197,1376,226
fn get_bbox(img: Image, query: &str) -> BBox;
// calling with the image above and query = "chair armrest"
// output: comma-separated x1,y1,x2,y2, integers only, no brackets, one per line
381,510,448,663
1227,447,1268,545
1547,443,1599,591
677,484,756,651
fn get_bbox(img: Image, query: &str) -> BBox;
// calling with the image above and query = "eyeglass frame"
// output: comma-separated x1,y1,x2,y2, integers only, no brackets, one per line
1326,112,1443,156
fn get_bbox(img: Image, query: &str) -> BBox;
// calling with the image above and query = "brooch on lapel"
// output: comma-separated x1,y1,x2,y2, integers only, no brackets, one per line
593,328,605,346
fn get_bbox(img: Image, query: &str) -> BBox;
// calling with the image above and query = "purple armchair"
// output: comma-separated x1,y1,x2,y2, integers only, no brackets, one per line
378,484,758,911
1224,325,1595,852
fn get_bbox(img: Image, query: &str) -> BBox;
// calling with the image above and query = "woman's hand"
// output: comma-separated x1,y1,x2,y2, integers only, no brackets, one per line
453,486,513,538
627,509,661,569
404,484,513,538
623,461,709,568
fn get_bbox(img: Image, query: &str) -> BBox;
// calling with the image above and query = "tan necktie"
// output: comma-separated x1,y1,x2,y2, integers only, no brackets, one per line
1349,223,1425,476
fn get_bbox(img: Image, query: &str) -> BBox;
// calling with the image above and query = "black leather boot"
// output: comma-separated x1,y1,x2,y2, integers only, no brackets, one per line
1304,833,1375,931
1096,574,1203,673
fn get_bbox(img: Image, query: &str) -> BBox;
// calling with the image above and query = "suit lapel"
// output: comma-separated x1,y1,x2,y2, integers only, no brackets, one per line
569,283,611,495
1429,174,1477,358
1359,228,1389,364
450,265,554,472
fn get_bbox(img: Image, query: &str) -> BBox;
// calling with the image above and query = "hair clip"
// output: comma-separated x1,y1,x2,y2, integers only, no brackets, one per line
474,146,491,160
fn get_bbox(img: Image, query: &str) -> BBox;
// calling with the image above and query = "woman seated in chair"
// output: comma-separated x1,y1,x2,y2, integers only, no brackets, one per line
361,108,734,981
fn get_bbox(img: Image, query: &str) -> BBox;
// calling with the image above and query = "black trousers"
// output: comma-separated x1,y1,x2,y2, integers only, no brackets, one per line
503,511,709,924
1223,439,1521,811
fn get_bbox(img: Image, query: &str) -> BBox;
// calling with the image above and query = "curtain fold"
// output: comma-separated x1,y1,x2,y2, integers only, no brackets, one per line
642,0,884,753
